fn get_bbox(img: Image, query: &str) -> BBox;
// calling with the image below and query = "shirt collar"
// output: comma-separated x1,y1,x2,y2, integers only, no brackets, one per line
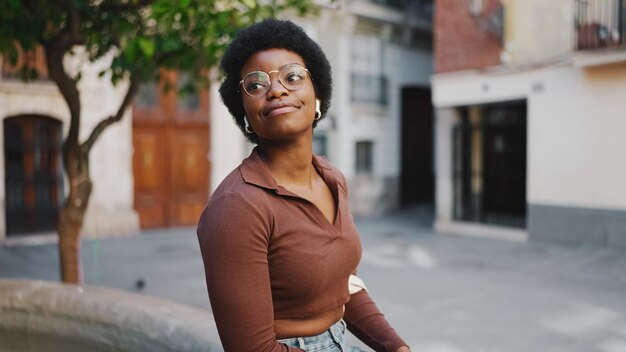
240,147,333,191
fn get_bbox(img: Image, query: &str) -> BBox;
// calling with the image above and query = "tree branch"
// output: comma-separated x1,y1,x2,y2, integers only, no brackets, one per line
44,39,81,147
83,74,140,152
42,3,89,147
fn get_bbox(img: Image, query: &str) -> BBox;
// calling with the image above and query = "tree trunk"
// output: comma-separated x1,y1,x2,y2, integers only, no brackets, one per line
57,146,92,284
41,6,138,284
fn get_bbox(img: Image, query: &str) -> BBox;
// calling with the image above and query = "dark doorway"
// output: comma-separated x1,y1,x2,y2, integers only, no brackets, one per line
4,115,63,235
400,87,434,206
482,105,527,225
453,101,527,228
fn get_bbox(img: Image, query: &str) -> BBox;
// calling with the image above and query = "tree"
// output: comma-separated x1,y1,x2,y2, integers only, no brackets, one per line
0,0,314,283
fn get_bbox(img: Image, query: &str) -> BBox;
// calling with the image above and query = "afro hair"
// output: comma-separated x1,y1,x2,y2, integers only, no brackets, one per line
218,19,333,144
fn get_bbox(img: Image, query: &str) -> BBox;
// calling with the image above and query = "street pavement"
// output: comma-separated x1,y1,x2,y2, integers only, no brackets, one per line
1,205,626,352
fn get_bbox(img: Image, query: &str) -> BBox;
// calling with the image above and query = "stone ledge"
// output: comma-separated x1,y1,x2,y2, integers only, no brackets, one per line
0,279,222,352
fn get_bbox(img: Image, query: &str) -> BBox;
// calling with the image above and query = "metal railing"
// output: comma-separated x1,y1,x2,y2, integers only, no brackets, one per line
575,0,626,50
367,0,434,18
351,74,388,106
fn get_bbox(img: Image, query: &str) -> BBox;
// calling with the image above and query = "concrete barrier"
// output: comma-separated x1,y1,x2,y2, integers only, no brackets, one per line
0,279,223,352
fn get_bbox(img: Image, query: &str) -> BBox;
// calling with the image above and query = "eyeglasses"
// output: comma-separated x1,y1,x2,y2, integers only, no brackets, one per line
239,63,311,97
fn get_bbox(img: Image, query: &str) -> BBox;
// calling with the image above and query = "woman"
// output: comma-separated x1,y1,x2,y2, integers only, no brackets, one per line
197,19,411,352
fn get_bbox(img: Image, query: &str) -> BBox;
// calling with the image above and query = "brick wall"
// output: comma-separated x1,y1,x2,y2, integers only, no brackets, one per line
435,0,503,73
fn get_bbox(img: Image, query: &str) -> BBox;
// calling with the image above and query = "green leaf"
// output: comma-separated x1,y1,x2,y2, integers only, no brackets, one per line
124,42,138,62
162,37,182,52
138,37,155,59
241,0,257,9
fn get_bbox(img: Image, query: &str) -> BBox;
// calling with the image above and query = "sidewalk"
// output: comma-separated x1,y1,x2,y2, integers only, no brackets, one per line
1,206,626,352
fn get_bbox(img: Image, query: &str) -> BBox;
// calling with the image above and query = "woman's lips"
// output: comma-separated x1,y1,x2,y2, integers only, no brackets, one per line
265,106,299,118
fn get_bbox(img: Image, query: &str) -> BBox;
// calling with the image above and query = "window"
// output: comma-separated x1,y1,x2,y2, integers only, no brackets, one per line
351,35,387,106
177,72,200,111
135,82,158,107
313,134,328,157
1,46,49,80
355,141,374,173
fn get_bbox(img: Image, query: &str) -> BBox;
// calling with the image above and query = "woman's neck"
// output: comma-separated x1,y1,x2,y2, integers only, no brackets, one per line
258,138,314,188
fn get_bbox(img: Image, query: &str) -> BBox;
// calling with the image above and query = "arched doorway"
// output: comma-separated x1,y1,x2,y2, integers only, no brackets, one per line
3,115,63,235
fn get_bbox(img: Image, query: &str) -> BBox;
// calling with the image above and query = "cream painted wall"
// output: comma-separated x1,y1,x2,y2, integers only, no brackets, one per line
432,66,536,108
434,108,458,223
503,0,573,64
209,85,249,192
432,61,626,213
79,56,138,237
528,64,626,210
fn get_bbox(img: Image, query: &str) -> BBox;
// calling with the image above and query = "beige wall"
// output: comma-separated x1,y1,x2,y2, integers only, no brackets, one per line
528,64,626,210
502,0,573,64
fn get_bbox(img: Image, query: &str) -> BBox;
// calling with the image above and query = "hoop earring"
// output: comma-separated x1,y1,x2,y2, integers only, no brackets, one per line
244,116,253,134
314,99,321,121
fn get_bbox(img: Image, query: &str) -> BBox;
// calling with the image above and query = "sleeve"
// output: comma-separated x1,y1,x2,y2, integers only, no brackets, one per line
335,166,408,351
197,191,303,352
343,290,408,352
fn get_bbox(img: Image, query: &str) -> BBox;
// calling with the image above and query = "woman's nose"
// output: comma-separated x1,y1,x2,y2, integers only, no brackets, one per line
266,75,288,98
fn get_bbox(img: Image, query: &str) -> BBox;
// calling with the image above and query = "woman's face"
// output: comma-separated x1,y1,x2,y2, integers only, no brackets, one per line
240,48,317,142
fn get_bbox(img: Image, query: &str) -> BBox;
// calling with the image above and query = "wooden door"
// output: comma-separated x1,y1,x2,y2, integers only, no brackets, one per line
132,72,210,228
4,115,62,235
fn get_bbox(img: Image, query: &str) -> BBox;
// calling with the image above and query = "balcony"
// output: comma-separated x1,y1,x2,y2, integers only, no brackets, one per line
575,0,626,50
368,0,434,17
349,0,433,31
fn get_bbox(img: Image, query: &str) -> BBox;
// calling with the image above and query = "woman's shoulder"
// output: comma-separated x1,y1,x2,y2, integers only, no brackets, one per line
198,165,274,240
208,164,271,210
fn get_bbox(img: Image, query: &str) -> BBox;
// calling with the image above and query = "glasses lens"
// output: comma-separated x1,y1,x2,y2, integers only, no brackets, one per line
242,71,270,96
241,64,308,97
279,64,307,90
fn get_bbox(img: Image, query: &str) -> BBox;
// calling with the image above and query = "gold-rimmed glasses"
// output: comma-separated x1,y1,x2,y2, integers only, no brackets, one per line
239,63,311,97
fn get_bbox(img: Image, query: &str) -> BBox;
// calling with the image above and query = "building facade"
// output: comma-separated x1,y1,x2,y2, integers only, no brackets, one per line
1,1,433,242
432,0,626,247
0,50,139,244
211,0,435,217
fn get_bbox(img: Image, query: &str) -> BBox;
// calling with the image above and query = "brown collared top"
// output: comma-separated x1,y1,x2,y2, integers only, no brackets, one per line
197,147,407,352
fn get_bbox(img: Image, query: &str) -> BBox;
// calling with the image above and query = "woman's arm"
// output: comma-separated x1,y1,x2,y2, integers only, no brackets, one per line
197,191,302,352
343,290,409,352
